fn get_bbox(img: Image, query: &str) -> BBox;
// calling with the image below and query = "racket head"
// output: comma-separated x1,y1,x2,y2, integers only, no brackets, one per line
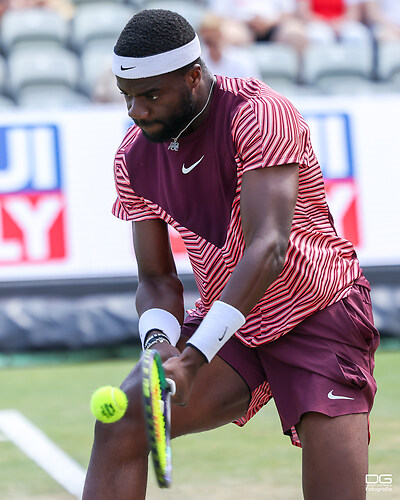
141,349,172,488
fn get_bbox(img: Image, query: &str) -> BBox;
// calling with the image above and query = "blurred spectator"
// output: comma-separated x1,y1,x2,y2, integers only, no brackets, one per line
297,0,372,44
356,0,400,42
198,13,261,78
92,66,125,104
0,0,10,19
206,0,308,53
8,0,74,20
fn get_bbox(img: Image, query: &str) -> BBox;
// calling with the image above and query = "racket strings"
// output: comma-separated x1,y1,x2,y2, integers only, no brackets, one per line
150,362,168,471
142,349,172,488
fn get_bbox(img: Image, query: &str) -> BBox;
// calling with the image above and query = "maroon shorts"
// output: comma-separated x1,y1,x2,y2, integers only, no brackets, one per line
181,283,380,447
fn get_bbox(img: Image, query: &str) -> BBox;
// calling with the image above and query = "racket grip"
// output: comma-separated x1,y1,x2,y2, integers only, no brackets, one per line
166,378,176,396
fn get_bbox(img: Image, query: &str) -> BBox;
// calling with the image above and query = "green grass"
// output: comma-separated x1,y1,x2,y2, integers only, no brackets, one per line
0,349,399,499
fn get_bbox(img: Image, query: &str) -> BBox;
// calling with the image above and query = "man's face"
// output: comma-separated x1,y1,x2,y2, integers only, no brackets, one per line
116,72,195,143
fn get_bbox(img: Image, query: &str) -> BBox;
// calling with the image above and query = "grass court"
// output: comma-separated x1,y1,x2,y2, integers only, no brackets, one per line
0,347,399,499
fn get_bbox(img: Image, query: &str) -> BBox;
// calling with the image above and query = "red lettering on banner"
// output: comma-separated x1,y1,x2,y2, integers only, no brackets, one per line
169,226,187,256
0,193,67,264
324,179,361,247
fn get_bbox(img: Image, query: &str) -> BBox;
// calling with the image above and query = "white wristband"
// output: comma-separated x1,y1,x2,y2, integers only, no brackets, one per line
138,308,181,349
186,301,245,362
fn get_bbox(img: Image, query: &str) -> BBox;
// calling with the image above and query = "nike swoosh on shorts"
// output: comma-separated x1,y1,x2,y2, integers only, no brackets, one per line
327,390,354,400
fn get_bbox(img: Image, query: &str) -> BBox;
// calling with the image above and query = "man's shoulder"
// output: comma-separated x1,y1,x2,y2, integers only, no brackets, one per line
217,75,298,120
117,125,141,155
217,75,288,102
217,74,264,92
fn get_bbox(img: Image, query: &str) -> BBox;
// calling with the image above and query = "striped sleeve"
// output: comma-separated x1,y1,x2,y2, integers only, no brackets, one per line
111,150,160,222
232,91,307,172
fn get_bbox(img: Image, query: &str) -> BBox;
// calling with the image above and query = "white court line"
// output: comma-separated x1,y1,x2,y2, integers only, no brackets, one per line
0,409,85,498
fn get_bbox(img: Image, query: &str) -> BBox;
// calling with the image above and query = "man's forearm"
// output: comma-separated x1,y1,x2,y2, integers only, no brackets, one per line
135,274,185,350
135,274,185,325
219,236,288,316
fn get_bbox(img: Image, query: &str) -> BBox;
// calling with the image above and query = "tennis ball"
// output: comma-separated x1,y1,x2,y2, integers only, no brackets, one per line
90,385,128,423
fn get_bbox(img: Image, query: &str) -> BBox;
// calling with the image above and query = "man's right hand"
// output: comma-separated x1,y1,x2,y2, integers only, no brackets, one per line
162,345,207,407
148,340,180,362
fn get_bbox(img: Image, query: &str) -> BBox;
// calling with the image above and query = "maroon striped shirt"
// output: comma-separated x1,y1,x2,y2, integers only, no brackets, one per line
112,75,363,346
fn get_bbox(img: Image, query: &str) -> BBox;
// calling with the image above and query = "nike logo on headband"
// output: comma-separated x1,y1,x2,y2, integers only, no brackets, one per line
120,65,136,71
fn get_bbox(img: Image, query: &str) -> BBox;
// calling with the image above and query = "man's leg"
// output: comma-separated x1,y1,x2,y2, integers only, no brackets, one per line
297,412,368,500
82,351,250,500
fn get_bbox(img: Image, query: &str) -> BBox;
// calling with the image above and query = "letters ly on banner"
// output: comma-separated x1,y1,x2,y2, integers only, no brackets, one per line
0,124,67,265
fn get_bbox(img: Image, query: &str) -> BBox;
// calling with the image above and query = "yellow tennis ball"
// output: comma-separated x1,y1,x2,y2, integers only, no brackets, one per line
90,386,128,423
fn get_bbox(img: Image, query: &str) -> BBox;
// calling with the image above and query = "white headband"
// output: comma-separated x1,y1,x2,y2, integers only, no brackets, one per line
112,34,201,79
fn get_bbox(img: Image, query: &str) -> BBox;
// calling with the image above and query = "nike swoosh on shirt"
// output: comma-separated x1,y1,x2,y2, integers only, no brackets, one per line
182,155,204,174
327,390,354,400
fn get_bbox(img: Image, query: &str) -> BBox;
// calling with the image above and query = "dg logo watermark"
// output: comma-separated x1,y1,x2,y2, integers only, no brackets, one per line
365,474,393,493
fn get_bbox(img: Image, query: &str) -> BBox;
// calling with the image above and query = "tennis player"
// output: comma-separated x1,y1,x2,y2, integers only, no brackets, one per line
83,9,379,500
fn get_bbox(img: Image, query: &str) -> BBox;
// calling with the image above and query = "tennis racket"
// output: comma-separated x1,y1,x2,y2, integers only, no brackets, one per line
141,349,176,488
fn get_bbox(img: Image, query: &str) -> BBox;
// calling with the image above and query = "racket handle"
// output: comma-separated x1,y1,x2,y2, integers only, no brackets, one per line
165,378,176,396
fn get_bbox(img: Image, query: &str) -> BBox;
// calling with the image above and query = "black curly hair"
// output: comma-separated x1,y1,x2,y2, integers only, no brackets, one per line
115,9,197,58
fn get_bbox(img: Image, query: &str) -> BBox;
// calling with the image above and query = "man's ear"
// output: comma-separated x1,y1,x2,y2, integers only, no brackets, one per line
186,64,202,89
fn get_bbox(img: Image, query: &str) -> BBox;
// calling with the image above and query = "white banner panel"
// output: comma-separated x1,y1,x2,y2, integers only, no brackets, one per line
291,94,400,268
0,96,398,282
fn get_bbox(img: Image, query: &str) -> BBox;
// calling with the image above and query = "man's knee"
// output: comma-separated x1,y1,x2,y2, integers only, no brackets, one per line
92,399,149,462
297,411,369,447
298,412,368,500
91,367,150,460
